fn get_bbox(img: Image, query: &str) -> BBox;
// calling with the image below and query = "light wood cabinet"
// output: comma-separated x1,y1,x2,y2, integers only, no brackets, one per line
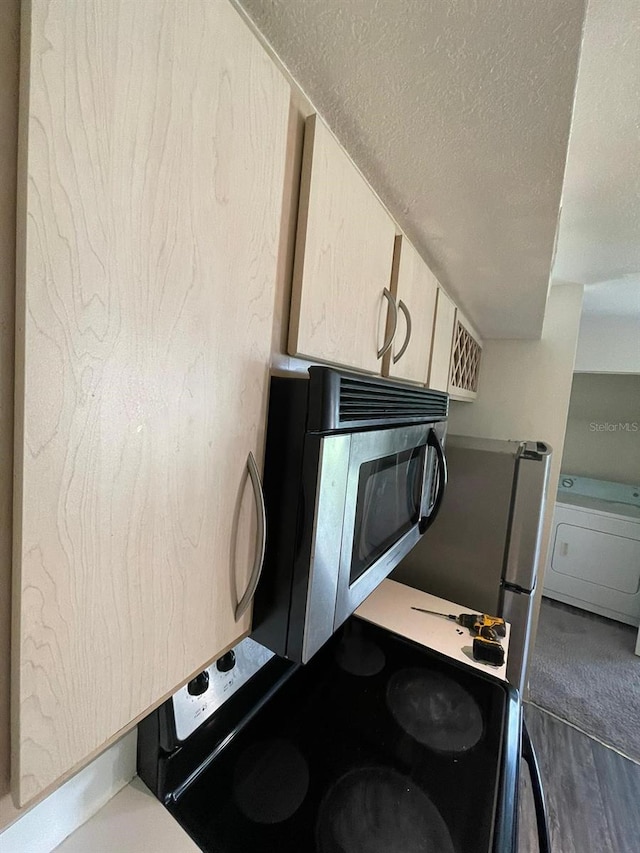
13,0,290,805
288,114,397,373
448,311,483,401
383,236,438,383
0,0,19,829
427,288,457,391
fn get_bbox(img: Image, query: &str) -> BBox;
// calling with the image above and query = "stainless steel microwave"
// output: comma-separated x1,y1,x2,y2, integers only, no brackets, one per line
251,367,449,663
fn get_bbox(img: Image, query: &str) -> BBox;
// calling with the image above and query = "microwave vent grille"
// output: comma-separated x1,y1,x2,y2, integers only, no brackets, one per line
307,367,449,431
338,377,448,424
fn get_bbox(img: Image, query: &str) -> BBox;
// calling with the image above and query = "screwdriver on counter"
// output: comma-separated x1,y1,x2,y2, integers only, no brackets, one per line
410,607,507,666
410,607,506,638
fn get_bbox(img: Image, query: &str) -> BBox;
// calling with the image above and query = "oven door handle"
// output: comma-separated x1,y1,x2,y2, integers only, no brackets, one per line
419,428,447,534
522,718,551,853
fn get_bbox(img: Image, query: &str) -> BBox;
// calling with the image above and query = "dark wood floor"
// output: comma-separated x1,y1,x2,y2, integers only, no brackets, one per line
518,703,640,852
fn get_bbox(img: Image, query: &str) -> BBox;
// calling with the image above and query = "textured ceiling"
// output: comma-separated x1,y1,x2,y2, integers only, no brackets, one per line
553,0,640,317
238,0,587,339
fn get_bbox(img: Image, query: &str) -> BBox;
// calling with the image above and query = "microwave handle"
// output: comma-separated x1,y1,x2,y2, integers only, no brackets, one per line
419,429,448,534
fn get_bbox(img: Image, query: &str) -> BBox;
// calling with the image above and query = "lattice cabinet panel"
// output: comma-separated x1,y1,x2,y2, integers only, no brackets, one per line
449,318,482,400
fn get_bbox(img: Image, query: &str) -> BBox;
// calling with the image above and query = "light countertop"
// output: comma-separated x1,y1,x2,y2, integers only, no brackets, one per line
54,778,199,853
355,579,510,680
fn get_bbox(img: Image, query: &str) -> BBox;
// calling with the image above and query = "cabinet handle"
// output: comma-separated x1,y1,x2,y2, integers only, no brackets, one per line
235,451,267,621
378,287,398,359
392,299,412,363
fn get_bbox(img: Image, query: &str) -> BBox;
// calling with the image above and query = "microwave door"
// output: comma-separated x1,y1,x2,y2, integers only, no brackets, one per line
333,424,430,630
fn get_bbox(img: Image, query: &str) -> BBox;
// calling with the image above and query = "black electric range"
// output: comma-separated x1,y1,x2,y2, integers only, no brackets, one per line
138,618,521,853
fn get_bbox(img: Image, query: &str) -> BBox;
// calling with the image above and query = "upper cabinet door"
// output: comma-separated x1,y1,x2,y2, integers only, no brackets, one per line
288,114,397,373
383,236,438,383
14,0,290,805
428,288,457,392
448,311,483,401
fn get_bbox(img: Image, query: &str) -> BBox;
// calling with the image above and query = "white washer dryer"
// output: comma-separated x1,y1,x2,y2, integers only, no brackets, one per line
543,475,640,626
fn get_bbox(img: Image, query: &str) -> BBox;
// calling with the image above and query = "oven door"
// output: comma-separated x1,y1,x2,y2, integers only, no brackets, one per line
331,422,445,629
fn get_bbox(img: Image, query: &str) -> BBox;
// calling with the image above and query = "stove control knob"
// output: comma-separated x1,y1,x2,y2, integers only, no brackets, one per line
216,651,236,673
187,671,210,696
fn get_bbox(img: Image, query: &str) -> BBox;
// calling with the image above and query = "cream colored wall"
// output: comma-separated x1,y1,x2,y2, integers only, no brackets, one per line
447,283,584,686
574,313,640,373
561,373,640,484
0,0,19,832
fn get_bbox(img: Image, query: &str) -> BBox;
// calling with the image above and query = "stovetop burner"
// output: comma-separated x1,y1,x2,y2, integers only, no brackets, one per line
316,766,455,853
233,737,309,824
386,668,483,753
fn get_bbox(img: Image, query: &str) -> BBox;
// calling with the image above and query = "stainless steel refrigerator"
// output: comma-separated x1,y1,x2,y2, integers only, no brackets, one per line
392,435,552,693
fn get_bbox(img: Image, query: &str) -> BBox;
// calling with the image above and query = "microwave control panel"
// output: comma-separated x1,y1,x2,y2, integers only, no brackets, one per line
171,637,274,741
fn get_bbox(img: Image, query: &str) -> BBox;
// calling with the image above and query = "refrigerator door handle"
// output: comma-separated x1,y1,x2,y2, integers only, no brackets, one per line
419,429,448,534
503,445,552,590
521,718,551,853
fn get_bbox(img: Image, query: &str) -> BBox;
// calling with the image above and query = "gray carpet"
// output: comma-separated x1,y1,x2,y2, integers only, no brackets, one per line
528,597,640,763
